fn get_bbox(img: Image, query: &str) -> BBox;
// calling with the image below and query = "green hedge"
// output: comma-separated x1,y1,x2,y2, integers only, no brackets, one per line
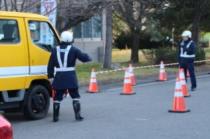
154,47,178,64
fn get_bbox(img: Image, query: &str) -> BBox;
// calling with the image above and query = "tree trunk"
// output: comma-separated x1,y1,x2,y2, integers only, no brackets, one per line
103,6,112,69
192,18,200,46
192,3,202,46
0,1,2,10
130,30,140,63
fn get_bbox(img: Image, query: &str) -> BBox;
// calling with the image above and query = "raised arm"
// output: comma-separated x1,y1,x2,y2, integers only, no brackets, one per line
76,48,92,62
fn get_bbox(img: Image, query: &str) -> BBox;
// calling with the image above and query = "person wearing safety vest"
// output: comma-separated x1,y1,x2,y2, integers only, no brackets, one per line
178,30,197,91
47,31,91,122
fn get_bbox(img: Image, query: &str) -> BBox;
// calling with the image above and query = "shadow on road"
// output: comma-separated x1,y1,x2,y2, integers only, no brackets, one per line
1,112,53,123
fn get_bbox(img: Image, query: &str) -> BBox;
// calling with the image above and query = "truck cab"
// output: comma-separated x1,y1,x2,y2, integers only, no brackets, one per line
0,11,59,119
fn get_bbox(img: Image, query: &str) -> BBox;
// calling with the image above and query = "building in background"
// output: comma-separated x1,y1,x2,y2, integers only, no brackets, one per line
73,14,105,62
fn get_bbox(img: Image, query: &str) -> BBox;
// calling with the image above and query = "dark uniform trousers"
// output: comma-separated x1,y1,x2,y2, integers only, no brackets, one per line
180,59,197,89
179,39,197,89
54,88,80,102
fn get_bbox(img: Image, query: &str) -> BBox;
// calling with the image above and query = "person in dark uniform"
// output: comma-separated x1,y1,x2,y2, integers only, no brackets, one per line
48,31,91,122
178,30,197,91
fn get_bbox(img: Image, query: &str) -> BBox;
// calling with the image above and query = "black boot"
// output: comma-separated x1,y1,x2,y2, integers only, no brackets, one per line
73,100,84,121
53,102,60,122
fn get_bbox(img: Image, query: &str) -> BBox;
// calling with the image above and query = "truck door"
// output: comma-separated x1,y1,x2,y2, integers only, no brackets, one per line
0,17,28,91
25,19,59,76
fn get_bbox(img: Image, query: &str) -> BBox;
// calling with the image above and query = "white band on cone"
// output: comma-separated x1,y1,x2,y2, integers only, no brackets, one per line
180,80,186,85
90,78,97,83
124,78,131,83
91,72,96,78
174,92,183,97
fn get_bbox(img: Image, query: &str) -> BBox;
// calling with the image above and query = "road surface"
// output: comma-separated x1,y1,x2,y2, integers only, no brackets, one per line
5,74,210,139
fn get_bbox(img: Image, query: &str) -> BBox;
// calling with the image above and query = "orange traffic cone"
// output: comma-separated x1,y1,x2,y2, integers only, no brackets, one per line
121,68,135,95
169,77,190,113
158,61,167,81
52,88,56,101
87,68,99,93
128,64,137,86
179,68,190,97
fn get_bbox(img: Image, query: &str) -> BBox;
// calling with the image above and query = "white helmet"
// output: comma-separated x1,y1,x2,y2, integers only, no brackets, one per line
60,31,73,43
181,30,192,38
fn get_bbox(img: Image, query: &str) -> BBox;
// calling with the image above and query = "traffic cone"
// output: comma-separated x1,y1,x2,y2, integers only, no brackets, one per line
158,61,167,81
179,68,190,97
169,77,190,113
121,68,135,95
128,64,137,86
87,68,99,93
52,88,56,101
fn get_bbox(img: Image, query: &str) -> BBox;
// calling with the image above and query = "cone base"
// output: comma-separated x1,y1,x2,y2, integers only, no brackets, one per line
168,109,190,113
184,94,191,97
157,79,167,82
120,92,136,95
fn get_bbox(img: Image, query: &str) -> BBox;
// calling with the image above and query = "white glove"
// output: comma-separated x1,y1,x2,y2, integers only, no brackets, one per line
49,78,54,84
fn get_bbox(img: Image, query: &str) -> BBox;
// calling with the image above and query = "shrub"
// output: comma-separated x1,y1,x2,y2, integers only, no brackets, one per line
154,47,178,64
195,47,206,61
114,32,163,50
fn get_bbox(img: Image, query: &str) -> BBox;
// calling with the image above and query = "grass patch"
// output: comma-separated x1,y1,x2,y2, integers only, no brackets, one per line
76,63,102,85
205,47,210,58
112,49,150,64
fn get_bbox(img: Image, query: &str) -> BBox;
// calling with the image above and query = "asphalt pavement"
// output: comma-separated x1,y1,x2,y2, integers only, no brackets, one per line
5,74,210,139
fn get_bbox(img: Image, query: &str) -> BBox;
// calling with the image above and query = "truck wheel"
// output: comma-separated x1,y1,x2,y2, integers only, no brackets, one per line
23,85,50,120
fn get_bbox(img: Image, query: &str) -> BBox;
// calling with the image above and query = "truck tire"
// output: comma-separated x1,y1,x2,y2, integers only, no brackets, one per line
23,85,50,120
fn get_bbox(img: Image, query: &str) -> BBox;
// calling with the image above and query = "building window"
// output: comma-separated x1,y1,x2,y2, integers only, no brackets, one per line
92,16,102,38
73,24,82,39
73,16,102,40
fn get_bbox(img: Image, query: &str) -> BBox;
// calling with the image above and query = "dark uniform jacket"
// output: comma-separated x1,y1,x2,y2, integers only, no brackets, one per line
178,39,196,64
47,43,91,89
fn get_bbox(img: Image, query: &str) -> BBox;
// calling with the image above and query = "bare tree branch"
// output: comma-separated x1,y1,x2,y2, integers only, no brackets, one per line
3,0,8,11
57,0,116,30
20,0,26,12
